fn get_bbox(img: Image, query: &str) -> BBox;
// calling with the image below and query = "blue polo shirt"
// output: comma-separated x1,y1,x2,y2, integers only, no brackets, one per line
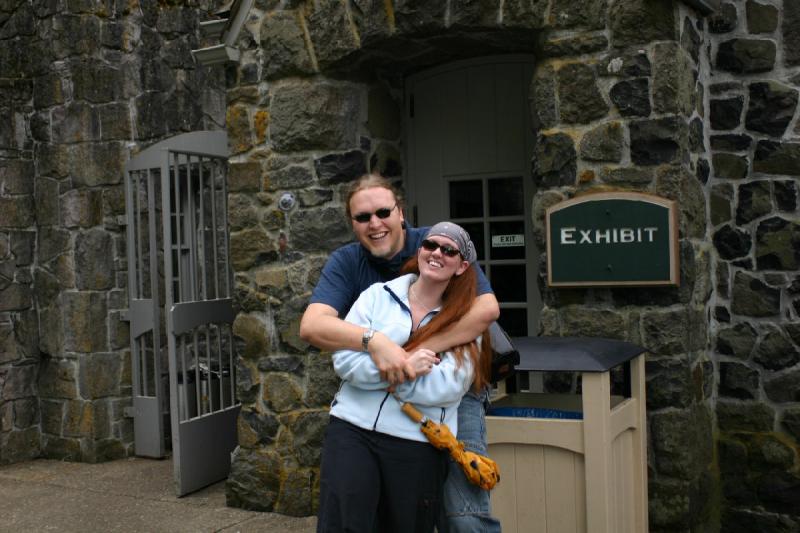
310,225,493,317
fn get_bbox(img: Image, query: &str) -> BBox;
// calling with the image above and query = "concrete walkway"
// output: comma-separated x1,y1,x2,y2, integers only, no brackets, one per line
0,457,317,532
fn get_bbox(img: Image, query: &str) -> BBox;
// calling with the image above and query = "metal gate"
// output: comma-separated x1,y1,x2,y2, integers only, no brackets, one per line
124,131,240,496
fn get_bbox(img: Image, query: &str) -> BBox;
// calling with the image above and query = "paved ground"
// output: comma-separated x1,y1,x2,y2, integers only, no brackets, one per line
0,457,317,532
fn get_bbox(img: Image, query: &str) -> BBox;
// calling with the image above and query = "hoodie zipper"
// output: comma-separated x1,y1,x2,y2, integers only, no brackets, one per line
372,391,391,431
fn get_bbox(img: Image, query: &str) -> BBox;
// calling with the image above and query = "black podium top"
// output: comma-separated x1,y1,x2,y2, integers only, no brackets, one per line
510,336,647,373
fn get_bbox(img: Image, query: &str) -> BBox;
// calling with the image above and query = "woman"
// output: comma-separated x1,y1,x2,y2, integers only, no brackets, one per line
317,222,492,533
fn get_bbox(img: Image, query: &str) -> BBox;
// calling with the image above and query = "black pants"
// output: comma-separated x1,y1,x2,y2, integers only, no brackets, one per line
317,416,447,533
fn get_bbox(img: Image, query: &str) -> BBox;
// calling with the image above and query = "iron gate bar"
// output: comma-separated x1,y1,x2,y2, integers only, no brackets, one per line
126,131,237,494
124,163,166,458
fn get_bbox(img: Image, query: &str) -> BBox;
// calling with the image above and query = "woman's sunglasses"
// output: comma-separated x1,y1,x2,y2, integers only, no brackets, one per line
351,203,397,223
420,239,461,258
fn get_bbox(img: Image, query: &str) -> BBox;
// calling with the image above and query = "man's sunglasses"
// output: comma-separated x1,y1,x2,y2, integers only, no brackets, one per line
420,239,461,258
352,203,397,223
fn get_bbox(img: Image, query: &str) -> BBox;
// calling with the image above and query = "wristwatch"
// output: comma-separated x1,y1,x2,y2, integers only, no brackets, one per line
362,328,375,351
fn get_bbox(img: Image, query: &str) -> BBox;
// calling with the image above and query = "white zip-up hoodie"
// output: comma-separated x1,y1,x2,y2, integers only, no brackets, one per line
330,273,475,443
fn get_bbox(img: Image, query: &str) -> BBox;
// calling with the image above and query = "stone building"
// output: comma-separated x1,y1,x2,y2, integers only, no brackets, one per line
1,0,799,531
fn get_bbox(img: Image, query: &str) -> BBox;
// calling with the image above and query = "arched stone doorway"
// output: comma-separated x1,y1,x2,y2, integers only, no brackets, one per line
223,2,716,531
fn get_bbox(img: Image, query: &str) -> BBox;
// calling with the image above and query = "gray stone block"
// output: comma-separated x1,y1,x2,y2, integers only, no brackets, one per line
629,117,686,166
541,34,608,58
719,361,759,399
713,153,748,180
263,372,303,413
226,447,281,512
0,197,35,228
61,189,103,228
270,83,360,152
650,406,712,480
648,477,691,530
721,508,798,533
230,227,276,271
1,363,36,400
62,291,107,353
754,324,800,371
0,283,31,312
681,15,701,63
260,11,315,80
756,217,800,270
716,39,776,73
75,229,114,290
0,426,40,464
549,0,606,29
711,134,752,152
717,399,774,432
238,408,279,448
531,64,558,129
532,132,576,187
289,206,352,253
732,272,780,317
745,82,799,137
645,357,693,410
306,1,359,71
579,122,623,162
747,1,778,34
653,42,696,116
609,0,675,47
713,224,751,260
764,368,800,403
774,181,798,211
38,358,77,399
709,2,738,33
40,399,64,435
600,166,654,187
78,353,122,399
393,0,447,35
279,409,327,468
0,159,34,195
754,140,800,175
710,96,744,130
366,85,400,140
232,313,270,360
710,183,733,226
655,166,706,240
784,0,800,66
556,63,608,124
314,151,366,185
62,399,92,437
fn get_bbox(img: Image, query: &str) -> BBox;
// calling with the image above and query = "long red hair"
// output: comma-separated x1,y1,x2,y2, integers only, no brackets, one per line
400,256,492,391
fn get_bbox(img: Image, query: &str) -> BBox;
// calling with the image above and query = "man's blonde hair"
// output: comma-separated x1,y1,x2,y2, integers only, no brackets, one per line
344,173,403,219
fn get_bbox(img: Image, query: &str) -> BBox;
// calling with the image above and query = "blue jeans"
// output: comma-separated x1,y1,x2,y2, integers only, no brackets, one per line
438,389,502,533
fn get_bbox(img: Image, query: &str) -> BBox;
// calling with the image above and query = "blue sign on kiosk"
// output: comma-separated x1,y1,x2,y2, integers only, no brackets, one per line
546,192,679,287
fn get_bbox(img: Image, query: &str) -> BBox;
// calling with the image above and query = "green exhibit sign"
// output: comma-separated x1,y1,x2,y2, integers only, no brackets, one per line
546,192,679,287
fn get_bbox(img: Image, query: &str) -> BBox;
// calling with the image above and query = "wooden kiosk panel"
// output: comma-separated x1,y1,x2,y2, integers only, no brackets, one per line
486,338,648,533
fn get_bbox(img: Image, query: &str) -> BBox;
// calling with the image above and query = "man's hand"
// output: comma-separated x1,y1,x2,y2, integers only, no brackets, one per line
406,349,439,377
369,332,416,385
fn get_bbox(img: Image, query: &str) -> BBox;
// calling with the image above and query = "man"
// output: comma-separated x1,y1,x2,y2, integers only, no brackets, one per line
300,173,502,532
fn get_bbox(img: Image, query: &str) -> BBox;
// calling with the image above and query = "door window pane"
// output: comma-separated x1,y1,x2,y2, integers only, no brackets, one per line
460,222,485,261
498,308,528,337
449,180,483,218
489,221,526,260
491,264,527,302
489,177,523,216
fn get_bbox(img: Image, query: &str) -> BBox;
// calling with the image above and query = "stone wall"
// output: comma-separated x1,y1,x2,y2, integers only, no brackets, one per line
530,2,720,531
0,0,226,463
0,0,40,463
705,1,800,529
221,1,726,529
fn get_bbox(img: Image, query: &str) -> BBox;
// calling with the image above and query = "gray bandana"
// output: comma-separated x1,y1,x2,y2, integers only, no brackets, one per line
424,221,477,264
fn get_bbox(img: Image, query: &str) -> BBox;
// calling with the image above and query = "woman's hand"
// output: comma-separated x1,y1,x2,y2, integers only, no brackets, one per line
406,349,440,376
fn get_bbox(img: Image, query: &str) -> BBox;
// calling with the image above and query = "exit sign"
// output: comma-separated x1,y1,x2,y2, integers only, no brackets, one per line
546,192,679,287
